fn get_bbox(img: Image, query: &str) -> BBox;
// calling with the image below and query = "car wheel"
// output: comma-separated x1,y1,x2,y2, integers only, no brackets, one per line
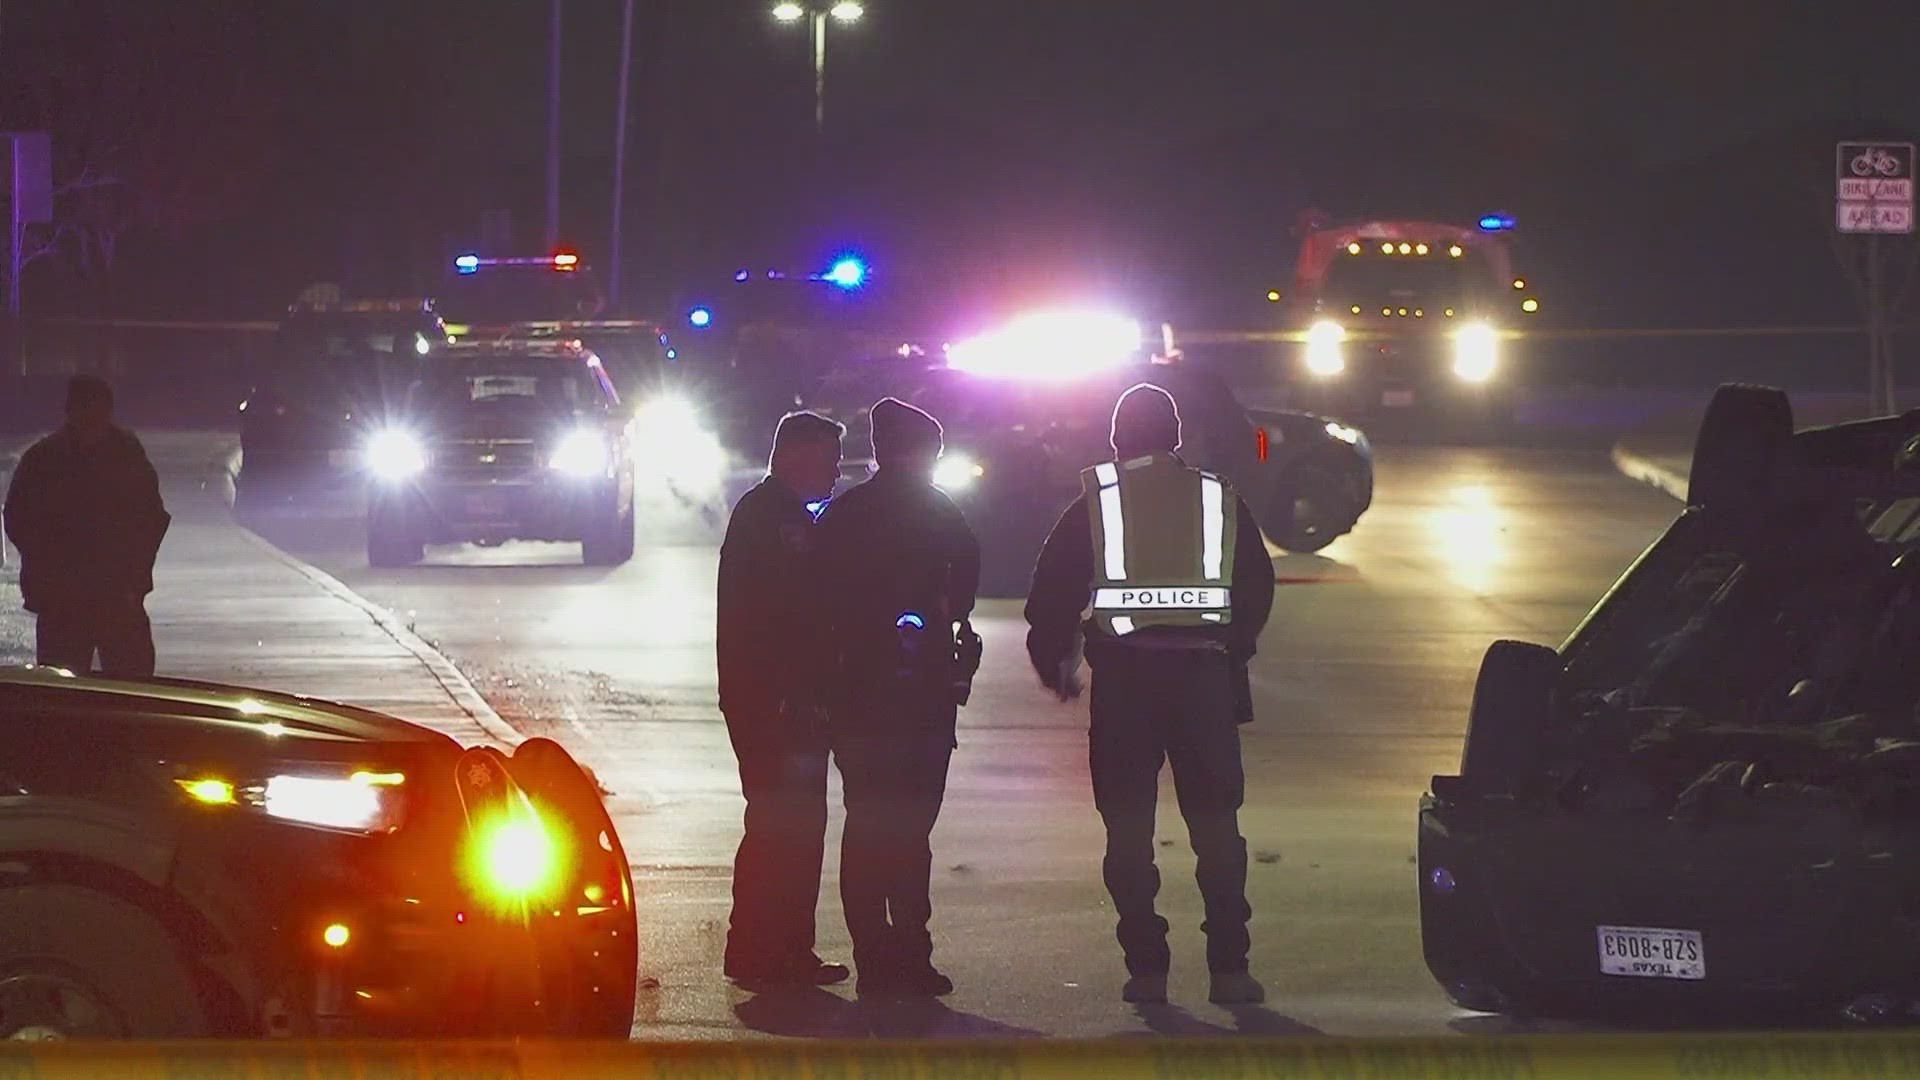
0,881,208,1039
1687,383,1792,514
367,508,424,568
1272,460,1360,554
581,505,635,566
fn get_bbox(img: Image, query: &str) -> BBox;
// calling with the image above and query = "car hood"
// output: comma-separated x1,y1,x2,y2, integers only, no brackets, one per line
0,668,459,749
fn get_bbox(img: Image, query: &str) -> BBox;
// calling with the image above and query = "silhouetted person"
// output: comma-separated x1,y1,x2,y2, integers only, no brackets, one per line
815,398,980,997
716,411,850,988
3,376,169,676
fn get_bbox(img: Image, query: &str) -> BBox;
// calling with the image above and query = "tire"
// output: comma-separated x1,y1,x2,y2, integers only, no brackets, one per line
1271,460,1361,554
582,504,636,566
0,881,208,1039
1686,383,1792,514
367,508,424,568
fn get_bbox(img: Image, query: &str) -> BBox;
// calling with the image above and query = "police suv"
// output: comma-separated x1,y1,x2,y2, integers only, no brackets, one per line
235,299,446,513
363,338,637,567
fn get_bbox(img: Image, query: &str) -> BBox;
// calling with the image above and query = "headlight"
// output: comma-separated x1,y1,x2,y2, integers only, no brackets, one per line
1324,421,1362,445
549,427,611,478
175,769,407,833
633,394,728,498
1453,322,1498,383
933,453,986,491
1305,320,1346,377
365,428,427,482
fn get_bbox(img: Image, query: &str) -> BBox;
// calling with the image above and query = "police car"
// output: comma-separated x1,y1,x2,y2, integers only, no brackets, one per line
362,338,640,567
235,299,446,513
1422,385,1920,1021
0,666,636,1038
803,310,1376,593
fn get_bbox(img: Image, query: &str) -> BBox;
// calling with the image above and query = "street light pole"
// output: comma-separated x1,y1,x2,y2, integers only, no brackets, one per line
608,0,636,304
811,9,827,136
774,3,862,137
544,0,563,252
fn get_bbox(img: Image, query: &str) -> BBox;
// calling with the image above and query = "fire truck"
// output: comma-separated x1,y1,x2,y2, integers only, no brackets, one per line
1276,212,1542,418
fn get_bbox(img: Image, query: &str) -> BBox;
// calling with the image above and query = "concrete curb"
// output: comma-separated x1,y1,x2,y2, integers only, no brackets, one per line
236,528,524,748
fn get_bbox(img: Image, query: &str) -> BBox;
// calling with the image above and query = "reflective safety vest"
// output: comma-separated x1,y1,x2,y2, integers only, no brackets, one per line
1082,453,1236,638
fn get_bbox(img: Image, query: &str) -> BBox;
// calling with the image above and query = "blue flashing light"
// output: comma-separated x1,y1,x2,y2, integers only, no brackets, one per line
824,257,867,290
455,253,480,274
805,500,826,518
1478,213,1515,232
689,307,713,328
734,269,750,283
896,612,926,630
657,333,670,346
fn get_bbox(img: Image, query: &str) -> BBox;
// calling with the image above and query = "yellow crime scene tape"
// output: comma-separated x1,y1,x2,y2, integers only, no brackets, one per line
8,1033,1920,1080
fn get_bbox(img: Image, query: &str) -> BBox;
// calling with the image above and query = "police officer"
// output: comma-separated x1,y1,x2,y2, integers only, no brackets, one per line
1024,383,1274,1006
3,375,170,676
815,397,980,996
716,410,851,988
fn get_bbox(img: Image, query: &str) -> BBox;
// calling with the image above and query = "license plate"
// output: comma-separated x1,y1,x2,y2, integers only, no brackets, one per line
328,449,361,467
1597,925,1705,980
466,492,510,519
1382,389,1417,407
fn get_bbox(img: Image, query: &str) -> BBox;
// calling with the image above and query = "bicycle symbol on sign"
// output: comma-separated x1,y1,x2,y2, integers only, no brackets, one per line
1852,146,1906,178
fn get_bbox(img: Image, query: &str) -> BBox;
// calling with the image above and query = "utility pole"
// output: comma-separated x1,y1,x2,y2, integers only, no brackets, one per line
811,8,827,136
608,0,636,305
544,0,563,252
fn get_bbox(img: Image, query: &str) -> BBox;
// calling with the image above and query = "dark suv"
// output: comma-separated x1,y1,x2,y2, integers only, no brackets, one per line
236,301,445,512
363,339,636,567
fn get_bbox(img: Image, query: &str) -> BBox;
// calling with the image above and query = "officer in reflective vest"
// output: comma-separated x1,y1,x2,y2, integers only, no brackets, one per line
1024,383,1274,1007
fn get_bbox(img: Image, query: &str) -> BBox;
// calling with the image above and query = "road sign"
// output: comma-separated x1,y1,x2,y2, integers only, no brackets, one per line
1836,141,1916,235
1839,201,1914,233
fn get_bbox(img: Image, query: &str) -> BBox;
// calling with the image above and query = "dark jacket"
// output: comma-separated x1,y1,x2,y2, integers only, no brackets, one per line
716,476,822,719
1024,478,1274,679
814,469,980,698
3,426,170,615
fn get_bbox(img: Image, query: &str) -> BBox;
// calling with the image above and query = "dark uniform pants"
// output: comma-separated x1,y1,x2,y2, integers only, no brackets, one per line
1089,648,1251,976
834,687,955,973
36,600,155,677
723,710,830,972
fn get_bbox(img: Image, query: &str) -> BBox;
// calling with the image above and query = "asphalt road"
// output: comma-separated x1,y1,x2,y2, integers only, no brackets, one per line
257,447,1679,1039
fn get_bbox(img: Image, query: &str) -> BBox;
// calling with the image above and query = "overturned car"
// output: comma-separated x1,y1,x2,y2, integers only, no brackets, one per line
1421,385,1920,1020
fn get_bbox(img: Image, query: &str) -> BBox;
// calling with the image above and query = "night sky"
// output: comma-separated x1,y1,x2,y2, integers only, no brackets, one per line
4,0,1918,322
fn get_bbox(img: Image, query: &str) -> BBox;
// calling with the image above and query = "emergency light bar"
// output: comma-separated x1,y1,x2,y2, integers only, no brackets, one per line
454,253,583,274
946,309,1144,381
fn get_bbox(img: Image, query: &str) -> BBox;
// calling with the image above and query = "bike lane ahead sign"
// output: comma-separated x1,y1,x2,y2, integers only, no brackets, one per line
1837,141,1915,234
